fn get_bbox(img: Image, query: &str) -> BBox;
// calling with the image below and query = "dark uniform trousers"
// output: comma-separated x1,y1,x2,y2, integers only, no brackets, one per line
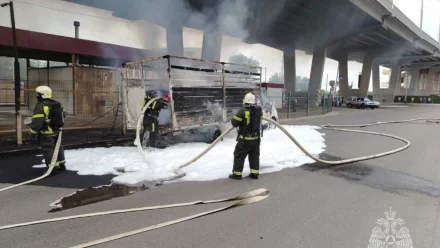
233,139,260,175
29,99,66,168
230,105,262,177
141,96,167,147
40,134,65,167
143,114,158,147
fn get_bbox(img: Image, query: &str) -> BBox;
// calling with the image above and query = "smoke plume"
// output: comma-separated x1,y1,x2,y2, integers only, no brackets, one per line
67,0,255,54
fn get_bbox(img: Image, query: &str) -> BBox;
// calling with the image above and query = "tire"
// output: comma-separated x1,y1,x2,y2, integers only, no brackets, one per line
210,129,222,144
370,107,374,109
347,103,352,108
361,104,365,109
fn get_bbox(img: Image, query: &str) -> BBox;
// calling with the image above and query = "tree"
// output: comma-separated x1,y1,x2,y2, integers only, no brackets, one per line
267,73,310,92
268,72,283,84
295,76,309,92
228,53,260,67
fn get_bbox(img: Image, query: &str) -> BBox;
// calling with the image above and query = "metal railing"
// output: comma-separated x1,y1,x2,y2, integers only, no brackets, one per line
0,79,123,150
266,92,334,120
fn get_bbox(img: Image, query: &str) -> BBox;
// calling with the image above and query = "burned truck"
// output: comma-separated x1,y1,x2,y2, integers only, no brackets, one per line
121,55,277,146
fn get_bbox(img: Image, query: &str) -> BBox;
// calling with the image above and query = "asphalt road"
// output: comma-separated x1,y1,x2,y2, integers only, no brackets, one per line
1,105,440,247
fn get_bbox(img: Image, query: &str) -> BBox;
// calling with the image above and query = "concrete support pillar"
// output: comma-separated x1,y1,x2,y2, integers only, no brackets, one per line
308,46,326,106
338,53,349,97
283,49,296,93
426,67,440,95
408,67,421,96
372,61,380,94
201,31,222,61
166,26,184,56
359,53,374,96
389,64,400,93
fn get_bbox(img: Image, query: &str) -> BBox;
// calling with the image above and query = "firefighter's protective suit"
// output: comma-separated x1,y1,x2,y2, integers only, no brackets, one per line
28,86,66,173
229,92,262,180
142,90,168,148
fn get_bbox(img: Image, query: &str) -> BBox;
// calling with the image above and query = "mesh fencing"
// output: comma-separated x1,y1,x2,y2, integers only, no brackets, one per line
0,59,336,151
266,92,335,120
0,69,124,150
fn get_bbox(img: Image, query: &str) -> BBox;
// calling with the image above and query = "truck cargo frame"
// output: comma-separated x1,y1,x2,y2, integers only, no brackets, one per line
121,55,262,135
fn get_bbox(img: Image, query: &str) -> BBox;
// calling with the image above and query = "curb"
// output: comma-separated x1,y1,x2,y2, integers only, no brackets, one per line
380,105,408,108
278,111,340,124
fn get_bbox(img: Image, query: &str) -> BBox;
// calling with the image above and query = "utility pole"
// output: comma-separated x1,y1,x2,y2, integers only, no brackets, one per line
265,67,267,82
1,1,22,146
420,0,424,38
391,0,395,17
438,17,440,44
335,65,339,96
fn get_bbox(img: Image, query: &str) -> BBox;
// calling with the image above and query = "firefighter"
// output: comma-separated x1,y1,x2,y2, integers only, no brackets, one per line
229,92,263,180
28,86,66,174
142,89,168,148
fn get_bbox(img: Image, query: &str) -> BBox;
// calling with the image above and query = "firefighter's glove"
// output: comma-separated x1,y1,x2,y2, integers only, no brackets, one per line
24,117,32,126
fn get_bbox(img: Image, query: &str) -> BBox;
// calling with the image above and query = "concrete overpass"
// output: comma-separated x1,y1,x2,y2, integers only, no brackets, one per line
66,0,440,104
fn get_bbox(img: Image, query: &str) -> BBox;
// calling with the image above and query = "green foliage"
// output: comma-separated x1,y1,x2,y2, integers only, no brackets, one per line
267,72,309,92
268,72,283,83
295,76,309,92
228,53,260,67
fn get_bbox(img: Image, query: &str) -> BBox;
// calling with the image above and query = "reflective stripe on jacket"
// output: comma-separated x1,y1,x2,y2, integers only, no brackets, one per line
29,101,54,135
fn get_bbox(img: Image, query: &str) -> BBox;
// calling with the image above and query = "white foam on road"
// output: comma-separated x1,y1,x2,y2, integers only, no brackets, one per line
32,164,47,168
33,125,326,185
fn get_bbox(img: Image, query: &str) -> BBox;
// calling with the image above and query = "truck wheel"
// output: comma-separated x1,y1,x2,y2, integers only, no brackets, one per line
361,104,365,109
347,103,352,108
210,128,222,143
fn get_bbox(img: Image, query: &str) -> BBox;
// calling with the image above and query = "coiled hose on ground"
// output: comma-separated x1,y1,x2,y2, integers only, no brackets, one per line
0,115,439,247
175,117,440,171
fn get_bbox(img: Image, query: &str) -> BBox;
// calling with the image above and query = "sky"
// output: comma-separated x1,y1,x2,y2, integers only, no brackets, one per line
0,0,439,92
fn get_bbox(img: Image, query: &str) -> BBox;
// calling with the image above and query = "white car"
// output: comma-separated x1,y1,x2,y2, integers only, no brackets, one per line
352,97,380,109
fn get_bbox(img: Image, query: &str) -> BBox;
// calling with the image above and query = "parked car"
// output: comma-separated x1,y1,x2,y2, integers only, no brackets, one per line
346,96,380,109
345,96,358,108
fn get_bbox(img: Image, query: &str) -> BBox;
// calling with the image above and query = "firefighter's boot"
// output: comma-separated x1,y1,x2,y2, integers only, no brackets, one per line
249,173,259,179
229,174,242,180
58,163,66,171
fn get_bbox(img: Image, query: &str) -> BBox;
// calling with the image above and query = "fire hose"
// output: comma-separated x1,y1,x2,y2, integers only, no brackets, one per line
1,104,439,188
0,188,270,248
174,117,440,172
0,102,439,246
0,129,63,193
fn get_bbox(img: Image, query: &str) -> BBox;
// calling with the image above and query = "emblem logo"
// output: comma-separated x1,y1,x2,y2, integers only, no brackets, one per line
368,207,413,248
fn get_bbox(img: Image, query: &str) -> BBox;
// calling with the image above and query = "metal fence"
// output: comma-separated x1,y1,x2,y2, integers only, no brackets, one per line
0,77,123,150
266,92,335,120
1,65,336,151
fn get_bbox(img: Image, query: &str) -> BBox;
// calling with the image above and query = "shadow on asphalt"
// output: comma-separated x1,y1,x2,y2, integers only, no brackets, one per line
3,149,440,199
0,154,113,189
302,153,440,198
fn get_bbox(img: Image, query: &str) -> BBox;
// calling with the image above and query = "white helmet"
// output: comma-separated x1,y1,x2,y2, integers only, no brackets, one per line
35,86,52,99
243,92,256,104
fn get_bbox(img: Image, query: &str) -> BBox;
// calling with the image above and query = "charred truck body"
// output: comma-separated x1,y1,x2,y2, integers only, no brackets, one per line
121,55,277,146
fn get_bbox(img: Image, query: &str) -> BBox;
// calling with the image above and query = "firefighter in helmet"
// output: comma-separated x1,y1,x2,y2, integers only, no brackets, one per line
28,86,66,173
142,89,168,148
229,92,262,180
